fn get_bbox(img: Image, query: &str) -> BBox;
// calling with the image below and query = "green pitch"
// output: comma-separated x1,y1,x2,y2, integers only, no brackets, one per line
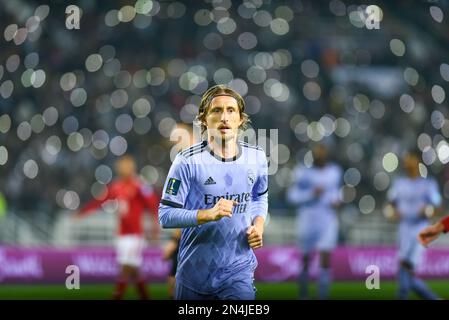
0,281,448,299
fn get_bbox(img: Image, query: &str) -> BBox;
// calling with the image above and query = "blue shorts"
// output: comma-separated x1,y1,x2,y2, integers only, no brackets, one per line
175,278,256,300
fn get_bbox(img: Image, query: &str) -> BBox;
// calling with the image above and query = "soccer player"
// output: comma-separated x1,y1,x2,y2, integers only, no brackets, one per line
75,155,159,300
286,144,342,300
386,150,442,300
418,216,449,246
158,85,268,300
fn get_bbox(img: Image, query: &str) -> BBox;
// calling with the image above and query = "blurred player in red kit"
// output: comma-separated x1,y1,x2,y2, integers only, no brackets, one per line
75,155,159,300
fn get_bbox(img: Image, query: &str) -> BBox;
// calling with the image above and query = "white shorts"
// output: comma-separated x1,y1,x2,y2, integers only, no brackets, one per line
297,211,338,254
398,220,428,266
116,235,145,267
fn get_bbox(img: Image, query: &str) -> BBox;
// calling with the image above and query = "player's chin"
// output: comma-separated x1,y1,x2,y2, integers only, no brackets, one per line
220,131,236,140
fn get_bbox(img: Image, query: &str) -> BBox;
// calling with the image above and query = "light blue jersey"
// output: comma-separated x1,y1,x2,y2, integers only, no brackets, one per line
287,163,342,253
388,176,442,265
159,140,268,295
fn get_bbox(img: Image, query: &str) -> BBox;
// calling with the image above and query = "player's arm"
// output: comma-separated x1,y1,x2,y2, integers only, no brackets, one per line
247,198,266,250
247,151,268,249
197,198,238,224
159,154,237,228
442,215,449,233
419,179,443,218
247,216,264,250
418,215,449,246
384,202,401,220
384,181,401,220
140,184,160,215
75,185,112,218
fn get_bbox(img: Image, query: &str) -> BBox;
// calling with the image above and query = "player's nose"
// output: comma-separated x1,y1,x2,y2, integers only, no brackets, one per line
220,112,228,122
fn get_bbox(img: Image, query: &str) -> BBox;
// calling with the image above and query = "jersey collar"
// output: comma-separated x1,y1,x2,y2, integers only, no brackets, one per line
205,141,242,162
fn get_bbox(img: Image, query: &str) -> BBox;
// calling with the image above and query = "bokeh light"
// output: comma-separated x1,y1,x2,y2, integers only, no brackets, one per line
383,153,398,173
0,146,8,165
23,159,39,179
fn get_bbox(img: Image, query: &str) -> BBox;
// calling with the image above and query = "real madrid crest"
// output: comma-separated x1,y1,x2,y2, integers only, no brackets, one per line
247,169,256,186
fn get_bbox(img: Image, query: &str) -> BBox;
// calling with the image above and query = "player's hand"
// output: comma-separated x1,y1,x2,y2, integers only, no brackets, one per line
209,198,237,220
247,225,263,249
384,204,400,221
392,210,401,220
418,222,444,247
197,198,238,224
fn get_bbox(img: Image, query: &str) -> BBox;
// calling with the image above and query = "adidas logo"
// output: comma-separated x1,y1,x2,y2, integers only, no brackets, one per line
204,177,216,185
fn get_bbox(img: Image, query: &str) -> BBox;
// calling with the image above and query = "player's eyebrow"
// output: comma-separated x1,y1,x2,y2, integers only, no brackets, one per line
210,104,237,109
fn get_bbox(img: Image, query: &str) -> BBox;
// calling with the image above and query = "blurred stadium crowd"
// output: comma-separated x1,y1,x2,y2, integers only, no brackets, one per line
1,0,449,241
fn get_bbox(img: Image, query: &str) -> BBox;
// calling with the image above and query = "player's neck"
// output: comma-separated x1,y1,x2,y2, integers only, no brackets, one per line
207,136,238,159
120,175,135,181
408,172,420,179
